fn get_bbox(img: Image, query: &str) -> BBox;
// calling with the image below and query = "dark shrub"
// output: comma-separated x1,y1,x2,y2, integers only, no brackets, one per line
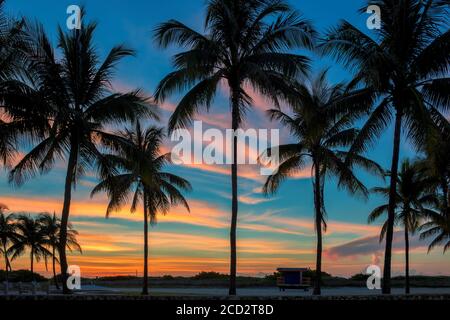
0,270,47,282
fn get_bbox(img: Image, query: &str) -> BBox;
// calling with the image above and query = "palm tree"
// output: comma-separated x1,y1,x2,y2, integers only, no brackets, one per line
418,119,450,253
368,159,436,294
8,214,51,281
321,0,450,293
419,117,450,216
38,212,81,289
91,121,191,295
0,204,19,283
263,71,383,295
2,16,156,293
154,0,314,295
0,118,18,169
0,0,27,82
0,0,27,169
419,208,450,253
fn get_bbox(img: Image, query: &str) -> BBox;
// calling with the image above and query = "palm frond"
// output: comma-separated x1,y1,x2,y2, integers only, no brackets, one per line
168,72,222,132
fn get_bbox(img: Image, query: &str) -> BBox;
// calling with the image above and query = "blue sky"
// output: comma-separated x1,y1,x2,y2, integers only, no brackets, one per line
1,0,448,277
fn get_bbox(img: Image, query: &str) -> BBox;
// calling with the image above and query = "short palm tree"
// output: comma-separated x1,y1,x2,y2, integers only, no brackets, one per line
38,212,81,289
263,71,383,295
2,17,156,292
92,121,191,295
418,120,450,253
0,204,19,282
154,0,314,295
419,117,450,216
368,159,436,294
9,214,51,281
321,0,450,293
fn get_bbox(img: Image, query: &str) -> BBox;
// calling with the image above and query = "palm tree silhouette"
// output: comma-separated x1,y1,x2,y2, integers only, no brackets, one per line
9,214,51,281
420,208,450,253
419,118,450,216
0,0,28,170
3,16,156,293
38,212,81,289
0,204,19,283
263,71,382,295
154,0,314,295
92,121,191,295
321,0,450,293
418,120,450,254
369,159,436,294
0,0,27,83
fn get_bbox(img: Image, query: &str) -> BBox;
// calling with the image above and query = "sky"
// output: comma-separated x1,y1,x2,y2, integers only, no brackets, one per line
1,0,449,278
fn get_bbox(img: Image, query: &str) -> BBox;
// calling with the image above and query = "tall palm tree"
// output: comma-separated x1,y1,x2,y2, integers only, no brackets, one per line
0,0,27,82
8,214,51,281
154,0,314,295
0,204,19,283
0,118,18,169
2,17,156,293
38,212,81,289
368,159,436,294
91,121,191,295
321,0,450,293
0,0,27,169
263,71,383,295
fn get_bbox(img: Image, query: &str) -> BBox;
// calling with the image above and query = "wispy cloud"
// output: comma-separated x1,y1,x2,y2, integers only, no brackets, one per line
324,231,428,261
0,195,380,238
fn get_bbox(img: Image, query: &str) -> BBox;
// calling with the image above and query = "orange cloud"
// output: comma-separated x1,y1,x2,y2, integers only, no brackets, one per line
8,224,315,277
0,194,380,238
7,206,450,277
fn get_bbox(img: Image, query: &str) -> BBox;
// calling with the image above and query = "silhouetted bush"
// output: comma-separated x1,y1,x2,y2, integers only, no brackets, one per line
193,271,228,280
303,269,331,280
97,275,138,281
264,272,280,282
0,270,47,282
350,273,370,281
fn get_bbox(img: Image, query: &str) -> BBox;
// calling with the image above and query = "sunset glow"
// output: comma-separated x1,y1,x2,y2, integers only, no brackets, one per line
1,0,449,283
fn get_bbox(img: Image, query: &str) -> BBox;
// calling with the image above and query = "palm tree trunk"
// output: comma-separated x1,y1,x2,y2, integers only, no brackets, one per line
382,108,402,294
52,246,59,289
442,182,449,217
3,243,9,283
404,224,410,294
313,162,322,296
30,250,34,282
59,143,78,294
229,87,239,296
142,191,149,295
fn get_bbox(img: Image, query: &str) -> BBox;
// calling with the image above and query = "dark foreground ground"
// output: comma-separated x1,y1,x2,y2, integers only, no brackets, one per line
2,285,450,300
1,293,450,300
2,293,448,319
